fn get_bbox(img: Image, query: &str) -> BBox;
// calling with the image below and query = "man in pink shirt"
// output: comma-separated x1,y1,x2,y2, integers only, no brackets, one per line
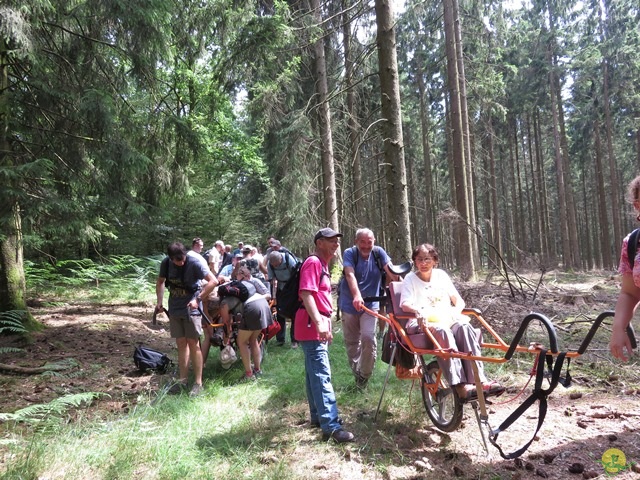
295,228,354,444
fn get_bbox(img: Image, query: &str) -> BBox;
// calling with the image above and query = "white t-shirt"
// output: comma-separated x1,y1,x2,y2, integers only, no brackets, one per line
400,269,464,326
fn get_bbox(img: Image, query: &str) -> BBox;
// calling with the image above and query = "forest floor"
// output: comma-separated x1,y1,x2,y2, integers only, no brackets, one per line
1,270,639,479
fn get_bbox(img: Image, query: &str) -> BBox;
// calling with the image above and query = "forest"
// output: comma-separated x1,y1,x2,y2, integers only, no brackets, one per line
2,0,640,312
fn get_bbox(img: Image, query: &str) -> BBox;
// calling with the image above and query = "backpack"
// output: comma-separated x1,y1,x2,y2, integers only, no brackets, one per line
218,280,253,302
627,228,640,268
164,255,199,295
133,345,172,373
276,255,327,319
275,260,304,319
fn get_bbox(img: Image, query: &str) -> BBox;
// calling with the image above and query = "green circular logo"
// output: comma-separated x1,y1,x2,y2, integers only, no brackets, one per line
602,448,626,474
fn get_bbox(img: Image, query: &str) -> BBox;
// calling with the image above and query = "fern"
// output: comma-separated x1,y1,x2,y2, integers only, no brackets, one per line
0,311,28,335
38,358,80,376
0,392,105,425
0,311,28,354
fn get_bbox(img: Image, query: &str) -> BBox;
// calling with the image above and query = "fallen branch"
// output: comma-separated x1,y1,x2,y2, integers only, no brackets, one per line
0,362,74,375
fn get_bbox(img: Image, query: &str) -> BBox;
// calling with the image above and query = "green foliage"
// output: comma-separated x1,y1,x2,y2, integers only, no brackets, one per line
0,310,28,354
25,256,160,302
0,392,104,426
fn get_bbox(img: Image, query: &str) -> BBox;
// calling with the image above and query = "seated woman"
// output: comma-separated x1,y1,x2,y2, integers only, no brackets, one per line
399,243,504,401
220,265,272,381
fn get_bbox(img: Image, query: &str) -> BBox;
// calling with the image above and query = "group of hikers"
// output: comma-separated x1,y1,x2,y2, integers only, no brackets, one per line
155,191,639,444
153,227,509,444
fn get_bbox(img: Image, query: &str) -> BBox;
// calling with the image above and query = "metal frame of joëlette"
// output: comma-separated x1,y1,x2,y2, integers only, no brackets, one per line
361,303,636,456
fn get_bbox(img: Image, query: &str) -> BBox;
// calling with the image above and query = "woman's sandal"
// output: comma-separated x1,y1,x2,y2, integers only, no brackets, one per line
457,382,505,403
482,381,506,398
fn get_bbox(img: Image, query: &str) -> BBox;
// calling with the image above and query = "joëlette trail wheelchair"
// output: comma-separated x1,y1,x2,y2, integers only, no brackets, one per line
362,263,637,459
200,293,280,367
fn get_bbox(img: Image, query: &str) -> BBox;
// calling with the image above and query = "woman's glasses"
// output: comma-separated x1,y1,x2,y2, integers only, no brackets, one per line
415,256,434,263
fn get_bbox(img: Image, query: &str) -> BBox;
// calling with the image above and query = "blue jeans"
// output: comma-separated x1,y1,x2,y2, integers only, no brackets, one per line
301,340,341,434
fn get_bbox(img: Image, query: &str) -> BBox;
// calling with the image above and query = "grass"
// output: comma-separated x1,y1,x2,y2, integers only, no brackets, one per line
2,258,637,479
0,328,519,480
0,334,371,478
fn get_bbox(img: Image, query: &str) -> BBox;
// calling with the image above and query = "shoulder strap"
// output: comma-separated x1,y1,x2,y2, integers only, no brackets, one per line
350,246,359,268
371,246,385,272
628,228,640,268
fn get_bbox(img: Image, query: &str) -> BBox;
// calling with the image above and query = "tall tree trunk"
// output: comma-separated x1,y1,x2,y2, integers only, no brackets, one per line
417,68,435,239
556,83,581,270
342,0,363,223
594,107,612,269
0,39,28,313
309,0,339,231
485,116,502,268
374,0,411,260
525,115,541,255
602,60,622,258
534,109,552,264
452,0,478,265
547,40,571,270
443,0,474,279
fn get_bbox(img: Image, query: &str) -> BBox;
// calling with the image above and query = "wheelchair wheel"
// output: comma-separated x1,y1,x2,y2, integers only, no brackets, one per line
421,360,463,432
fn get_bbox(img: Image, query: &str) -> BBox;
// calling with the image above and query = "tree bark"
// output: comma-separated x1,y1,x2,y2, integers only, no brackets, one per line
594,106,612,269
602,59,622,260
0,39,28,314
452,0,479,265
443,0,474,279
417,68,435,240
309,0,339,231
374,0,412,260
342,2,363,224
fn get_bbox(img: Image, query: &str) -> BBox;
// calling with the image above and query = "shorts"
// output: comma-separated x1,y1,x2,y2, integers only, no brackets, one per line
169,309,203,339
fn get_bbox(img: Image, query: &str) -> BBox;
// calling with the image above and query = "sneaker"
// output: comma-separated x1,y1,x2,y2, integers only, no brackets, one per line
238,373,256,383
355,374,369,390
291,342,299,349
311,417,343,428
275,340,285,347
189,383,203,397
167,380,187,395
322,429,355,443
252,368,263,377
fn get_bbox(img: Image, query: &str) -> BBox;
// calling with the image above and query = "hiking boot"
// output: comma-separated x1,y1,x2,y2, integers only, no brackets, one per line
311,417,343,428
355,374,369,390
167,380,187,395
189,383,203,397
322,429,355,443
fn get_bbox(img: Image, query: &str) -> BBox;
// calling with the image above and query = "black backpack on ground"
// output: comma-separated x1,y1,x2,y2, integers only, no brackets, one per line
133,345,172,373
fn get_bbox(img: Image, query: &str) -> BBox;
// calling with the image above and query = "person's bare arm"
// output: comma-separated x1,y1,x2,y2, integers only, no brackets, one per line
611,274,640,361
155,277,166,313
344,266,364,311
